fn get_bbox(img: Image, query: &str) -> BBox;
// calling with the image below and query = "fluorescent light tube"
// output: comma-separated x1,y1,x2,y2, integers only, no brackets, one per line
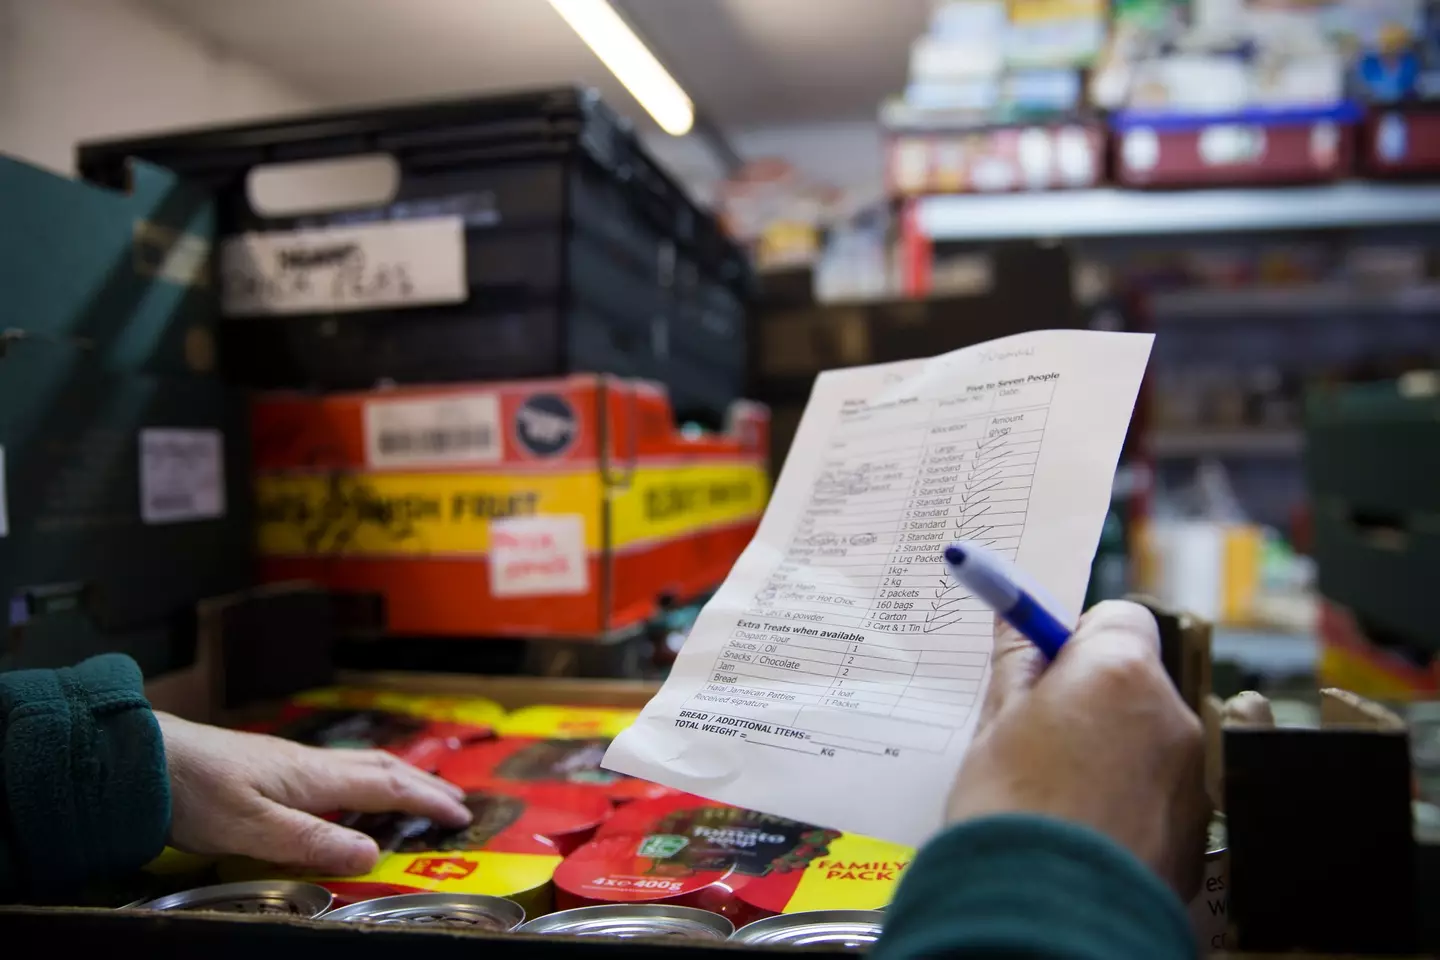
549,0,695,135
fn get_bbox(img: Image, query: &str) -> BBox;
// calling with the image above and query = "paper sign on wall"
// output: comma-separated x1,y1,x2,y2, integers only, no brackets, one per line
220,217,467,317
139,428,226,524
489,515,588,597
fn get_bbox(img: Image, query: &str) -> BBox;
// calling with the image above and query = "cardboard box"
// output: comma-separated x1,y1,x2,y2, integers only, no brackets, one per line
1114,106,1360,187
251,377,768,640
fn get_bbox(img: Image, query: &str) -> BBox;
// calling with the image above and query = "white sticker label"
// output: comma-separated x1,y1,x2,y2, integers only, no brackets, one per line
0,445,8,538
489,515,589,598
139,429,226,524
364,394,502,469
220,217,467,317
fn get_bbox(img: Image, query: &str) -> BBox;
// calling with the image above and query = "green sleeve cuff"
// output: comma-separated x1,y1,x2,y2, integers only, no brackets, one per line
878,813,1196,960
1,654,171,898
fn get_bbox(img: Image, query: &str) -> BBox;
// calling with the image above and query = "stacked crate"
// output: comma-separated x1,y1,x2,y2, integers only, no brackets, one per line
77,88,762,643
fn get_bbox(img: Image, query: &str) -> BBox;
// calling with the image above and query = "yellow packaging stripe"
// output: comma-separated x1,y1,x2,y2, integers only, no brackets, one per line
220,850,561,898
609,463,769,550
494,705,640,739
256,471,603,556
782,834,913,913
255,462,768,558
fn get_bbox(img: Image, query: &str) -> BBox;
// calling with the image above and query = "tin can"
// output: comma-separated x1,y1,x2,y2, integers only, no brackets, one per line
1188,814,1230,953
438,736,674,804
323,892,524,930
730,909,885,948
518,904,733,941
597,794,904,924
554,797,841,919
138,880,333,918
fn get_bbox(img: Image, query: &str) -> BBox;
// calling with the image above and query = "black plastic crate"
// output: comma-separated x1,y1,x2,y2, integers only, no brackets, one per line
77,88,750,420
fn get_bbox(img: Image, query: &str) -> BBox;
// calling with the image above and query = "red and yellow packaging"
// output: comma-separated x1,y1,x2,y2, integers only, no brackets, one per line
291,686,507,728
593,794,912,923
221,784,609,913
251,700,494,773
439,736,676,804
250,376,769,638
555,795,841,918
494,704,639,739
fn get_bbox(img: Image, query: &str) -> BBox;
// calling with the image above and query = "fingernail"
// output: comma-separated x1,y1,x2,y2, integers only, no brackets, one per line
448,797,474,825
334,834,381,876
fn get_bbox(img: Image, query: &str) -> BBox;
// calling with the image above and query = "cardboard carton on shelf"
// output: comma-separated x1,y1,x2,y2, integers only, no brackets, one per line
251,376,769,641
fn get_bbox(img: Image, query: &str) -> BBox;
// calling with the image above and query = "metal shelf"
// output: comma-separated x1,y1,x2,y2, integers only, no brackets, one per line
1151,283,1440,319
914,184,1440,241
1151,429,1304,457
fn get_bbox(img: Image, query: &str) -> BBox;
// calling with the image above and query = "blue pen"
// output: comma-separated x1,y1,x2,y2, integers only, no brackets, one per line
943,541,1072,661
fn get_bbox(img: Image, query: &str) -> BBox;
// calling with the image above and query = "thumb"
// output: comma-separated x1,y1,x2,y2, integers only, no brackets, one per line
242,803,382,876
977,614,1044,728
1051,599,1161,671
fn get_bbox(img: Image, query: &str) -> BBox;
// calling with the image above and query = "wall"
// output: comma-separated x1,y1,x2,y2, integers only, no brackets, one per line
0,0,320,176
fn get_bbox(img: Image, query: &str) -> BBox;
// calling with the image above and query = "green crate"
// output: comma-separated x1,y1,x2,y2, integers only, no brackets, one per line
1304,379,1440,516
0,156,217,376
0,157,246,676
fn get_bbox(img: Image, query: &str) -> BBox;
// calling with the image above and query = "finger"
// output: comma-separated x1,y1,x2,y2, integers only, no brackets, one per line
243,804,382,876
289,750,474,826
978,614,1044,728
1052,599,1161,670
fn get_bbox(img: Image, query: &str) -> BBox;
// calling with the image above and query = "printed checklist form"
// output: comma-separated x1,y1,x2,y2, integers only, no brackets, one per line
603,329,1154,847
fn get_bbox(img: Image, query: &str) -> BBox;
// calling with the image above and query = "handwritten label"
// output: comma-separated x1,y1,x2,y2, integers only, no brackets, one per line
364,394,501,470
220,217,466,316
0,446,8,537
489,515,588,597
139,429,225,524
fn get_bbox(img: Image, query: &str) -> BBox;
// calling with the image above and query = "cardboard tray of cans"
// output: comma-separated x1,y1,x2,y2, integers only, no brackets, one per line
1,670,892,954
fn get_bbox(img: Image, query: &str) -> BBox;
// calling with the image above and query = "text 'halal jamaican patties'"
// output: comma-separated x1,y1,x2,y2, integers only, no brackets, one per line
220,782,610,914
554,793,912,922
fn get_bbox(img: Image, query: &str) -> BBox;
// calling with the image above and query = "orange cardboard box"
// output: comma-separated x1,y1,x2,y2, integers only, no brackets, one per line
251,376,768,638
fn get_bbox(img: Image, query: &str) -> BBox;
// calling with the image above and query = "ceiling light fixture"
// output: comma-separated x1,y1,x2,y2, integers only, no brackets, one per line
548,0,695,136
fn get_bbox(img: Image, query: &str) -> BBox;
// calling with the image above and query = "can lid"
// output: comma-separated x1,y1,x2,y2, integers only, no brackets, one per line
731,910,885,947
553,832,744,904
138,881,334,918
518,904,733,940
323,892,525,930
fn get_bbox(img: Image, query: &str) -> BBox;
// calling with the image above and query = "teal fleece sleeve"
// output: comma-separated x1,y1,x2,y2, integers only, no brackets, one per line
0,654,170,900
877,814,1196,960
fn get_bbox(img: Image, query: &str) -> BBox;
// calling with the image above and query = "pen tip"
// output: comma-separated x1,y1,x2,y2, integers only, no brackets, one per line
944,544,965,566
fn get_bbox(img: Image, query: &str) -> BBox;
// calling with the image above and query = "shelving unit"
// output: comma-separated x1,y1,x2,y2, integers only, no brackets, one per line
1150,283,1440,320
1150,428,1305,458
914,183,1440,241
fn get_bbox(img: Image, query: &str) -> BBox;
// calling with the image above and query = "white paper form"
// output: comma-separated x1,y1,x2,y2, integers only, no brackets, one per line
603,329,1154,847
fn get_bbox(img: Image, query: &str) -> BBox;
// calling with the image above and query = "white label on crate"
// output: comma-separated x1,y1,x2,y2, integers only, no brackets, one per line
489,515,588,597
220,217,467,316
364,394,502,469
0,446,8,537
139,429,225,525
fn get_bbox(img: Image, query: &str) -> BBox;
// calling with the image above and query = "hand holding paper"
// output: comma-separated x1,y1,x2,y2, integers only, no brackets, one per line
603,329,1155,846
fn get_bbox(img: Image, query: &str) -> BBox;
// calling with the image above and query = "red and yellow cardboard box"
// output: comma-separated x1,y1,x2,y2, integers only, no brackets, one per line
251,376,769,638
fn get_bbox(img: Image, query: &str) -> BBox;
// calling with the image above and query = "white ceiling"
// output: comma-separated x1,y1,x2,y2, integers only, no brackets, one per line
142,0,928,135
